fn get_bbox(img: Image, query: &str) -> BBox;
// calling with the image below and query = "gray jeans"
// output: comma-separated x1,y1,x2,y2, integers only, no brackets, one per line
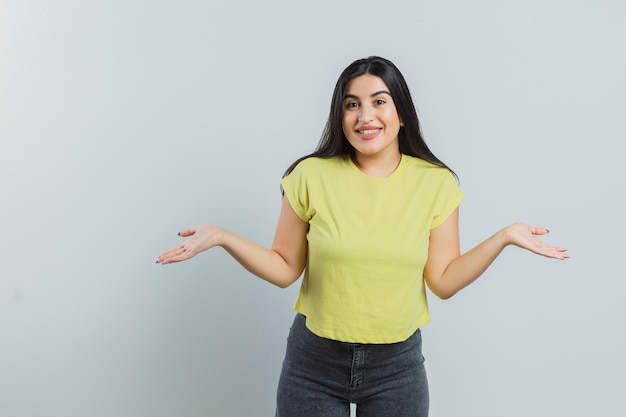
276,314,429,417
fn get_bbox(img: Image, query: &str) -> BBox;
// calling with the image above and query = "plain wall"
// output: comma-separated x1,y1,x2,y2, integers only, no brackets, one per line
1,0,624,416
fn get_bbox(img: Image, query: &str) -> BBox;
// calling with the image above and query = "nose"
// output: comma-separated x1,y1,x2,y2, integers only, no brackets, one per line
357,104,374,123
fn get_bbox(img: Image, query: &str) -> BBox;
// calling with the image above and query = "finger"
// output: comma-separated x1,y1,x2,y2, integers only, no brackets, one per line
156,246,187,263
157,253,186,264
549,251,570,260
545,249,568,259
178,228,196,237
553,247,570,259
160,252,191,264
157,242,201,264
531,227,549,236
167,244,199,262
157,246,183,259
536,246,569,260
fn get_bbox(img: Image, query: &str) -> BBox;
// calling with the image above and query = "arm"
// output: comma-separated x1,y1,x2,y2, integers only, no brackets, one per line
424,208,568,300
156,196,309,288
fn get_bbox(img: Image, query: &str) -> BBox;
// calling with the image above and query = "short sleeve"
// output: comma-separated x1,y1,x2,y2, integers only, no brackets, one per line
430,171,464,229
280,162,312,223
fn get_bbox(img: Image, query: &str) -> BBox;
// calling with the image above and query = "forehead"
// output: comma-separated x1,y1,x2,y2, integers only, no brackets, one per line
344,74,390,96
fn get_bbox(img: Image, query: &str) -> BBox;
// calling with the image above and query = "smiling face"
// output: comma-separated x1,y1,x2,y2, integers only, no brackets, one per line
342,74,403,162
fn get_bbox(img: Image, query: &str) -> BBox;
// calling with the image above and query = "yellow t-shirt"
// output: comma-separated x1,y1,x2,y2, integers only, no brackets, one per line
280,154,464,343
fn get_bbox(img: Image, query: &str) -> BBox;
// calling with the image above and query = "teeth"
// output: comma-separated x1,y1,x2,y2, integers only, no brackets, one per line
361,129,378,134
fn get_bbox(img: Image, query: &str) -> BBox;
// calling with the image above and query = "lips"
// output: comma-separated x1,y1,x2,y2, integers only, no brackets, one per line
356,127,382,140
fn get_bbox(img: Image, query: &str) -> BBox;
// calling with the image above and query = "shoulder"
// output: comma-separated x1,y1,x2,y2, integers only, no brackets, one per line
289,155,347,175
401,155,455,179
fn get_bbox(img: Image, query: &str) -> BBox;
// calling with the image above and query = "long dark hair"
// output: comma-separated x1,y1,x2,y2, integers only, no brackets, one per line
283,56,456,179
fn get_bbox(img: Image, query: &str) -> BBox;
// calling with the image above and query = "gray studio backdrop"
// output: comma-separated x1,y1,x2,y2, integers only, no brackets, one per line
1,1,624,416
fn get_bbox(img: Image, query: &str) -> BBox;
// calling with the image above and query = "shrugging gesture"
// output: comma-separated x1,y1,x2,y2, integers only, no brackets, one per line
156,197,308,288
156,225,221,265
155,56,568,417
424,209,568,300
505,223,569,260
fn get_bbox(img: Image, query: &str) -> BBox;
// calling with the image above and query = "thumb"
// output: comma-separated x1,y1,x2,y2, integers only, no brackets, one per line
178,228,196,237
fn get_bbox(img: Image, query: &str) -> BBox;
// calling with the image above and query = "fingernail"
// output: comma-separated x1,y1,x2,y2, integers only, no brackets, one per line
177,232,181,236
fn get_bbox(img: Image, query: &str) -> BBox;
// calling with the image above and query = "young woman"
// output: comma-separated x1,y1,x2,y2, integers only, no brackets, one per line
156,56,568,417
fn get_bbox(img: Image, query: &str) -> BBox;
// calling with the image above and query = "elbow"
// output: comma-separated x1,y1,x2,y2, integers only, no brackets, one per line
272,270,303,289
274,280,295,289
435,290,457,300
426,270,462,300
427,281,458,300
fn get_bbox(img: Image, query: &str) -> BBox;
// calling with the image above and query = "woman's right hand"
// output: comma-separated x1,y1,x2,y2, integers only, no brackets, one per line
156,224,222,264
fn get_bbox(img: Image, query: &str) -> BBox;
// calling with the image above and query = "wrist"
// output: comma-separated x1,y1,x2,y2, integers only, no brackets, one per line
498,226,513,247
213,225,227,247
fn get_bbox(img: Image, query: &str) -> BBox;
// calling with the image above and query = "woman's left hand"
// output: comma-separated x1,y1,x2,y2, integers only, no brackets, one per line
503,223,569,260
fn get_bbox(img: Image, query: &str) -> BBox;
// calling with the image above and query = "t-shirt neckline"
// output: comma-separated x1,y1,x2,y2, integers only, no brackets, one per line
345,153,406,181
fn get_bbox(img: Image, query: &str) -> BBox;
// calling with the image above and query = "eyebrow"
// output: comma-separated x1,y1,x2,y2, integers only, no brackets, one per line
343,90,392,100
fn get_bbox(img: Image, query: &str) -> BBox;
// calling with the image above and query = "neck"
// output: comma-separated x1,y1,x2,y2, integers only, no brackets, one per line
352,151,402,178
